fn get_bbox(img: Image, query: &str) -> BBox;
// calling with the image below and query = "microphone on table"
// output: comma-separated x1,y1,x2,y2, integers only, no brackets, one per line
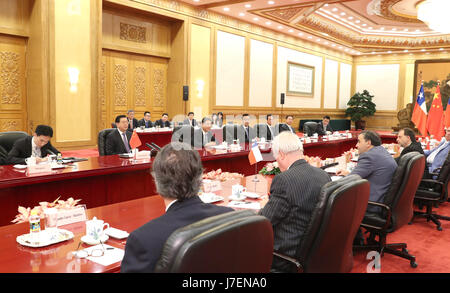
150,142,161,151
146,143,158,152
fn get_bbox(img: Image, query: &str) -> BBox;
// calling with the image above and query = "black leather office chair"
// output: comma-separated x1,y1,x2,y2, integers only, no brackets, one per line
303,122,318,136
154,210,273,273
172,125,194,144
0,131,28,165
97,128,115,156
223,124,237,143
412,150,450,230
273,175,370,273
255,123,272,140
354,152,425,268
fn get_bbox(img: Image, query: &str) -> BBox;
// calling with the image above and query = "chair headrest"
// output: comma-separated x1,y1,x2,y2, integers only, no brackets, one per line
383,151,418,206
0,131,28,152
154,210,273,273
296,175,361,261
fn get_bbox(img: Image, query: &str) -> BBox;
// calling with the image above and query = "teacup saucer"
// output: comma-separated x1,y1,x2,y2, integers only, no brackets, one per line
81,234,109,245
229,194,247,201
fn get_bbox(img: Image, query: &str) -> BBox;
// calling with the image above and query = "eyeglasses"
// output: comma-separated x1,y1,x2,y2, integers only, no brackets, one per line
73,240,111,258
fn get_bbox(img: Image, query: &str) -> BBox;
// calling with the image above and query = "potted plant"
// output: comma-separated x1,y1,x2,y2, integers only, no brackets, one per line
345,90,376,130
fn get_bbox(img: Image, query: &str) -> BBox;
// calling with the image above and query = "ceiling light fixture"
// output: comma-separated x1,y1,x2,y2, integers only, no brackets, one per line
245,4,251,8
223,7,230,11
268,1,275,4
417,0,450,34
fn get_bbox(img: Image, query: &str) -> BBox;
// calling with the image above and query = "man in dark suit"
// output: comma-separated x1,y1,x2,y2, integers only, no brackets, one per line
193,117,216,148
121,142,233,273
259,114,275,141
316,115,333,136
395,127,424,163
183,112,198,127
154,113,171,128
259,132,331,273
7,125,60,165
105,115,132,155
138,111,153,128
279,115,296,134
237,113,257,143
127,110,139,131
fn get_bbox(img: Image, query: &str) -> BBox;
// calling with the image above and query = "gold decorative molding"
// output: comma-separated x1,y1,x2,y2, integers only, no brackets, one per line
134,66,146,107
120,22,146,43
1,120,19,131
113,64,127,106
153,67,165,107
99,62,106,106
0,51,21,104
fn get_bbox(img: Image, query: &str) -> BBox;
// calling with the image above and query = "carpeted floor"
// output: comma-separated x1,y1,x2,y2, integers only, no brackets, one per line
351,201,450,273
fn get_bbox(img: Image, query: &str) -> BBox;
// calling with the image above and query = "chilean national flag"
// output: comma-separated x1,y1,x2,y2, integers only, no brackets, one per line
248,142,263,165
411,84,428,136
129,130,142,149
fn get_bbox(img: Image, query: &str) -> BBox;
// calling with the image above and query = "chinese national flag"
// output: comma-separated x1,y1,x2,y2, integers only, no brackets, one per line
445,96,450,128
129,130,142,149
426,85,445,140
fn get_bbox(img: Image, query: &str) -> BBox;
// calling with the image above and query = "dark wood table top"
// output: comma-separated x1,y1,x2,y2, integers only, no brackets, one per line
0,175,270,273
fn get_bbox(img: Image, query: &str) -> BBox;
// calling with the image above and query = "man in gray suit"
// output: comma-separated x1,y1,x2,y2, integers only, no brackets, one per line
259,132,331,273
337,130,397,245
337,130,397,209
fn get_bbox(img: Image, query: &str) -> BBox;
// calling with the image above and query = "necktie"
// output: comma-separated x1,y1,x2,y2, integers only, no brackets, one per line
122,132,131,153
245,127,249,138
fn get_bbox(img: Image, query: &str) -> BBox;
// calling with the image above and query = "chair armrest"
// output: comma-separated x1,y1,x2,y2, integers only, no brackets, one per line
273,251,303,273
362,201,392,230
420,179,444,186
431,167,441,174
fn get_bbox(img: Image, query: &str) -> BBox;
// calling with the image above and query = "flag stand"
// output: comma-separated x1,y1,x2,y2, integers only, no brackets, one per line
252,163,260,182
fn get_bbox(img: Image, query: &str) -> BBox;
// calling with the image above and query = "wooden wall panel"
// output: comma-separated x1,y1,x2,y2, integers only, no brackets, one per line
102,50,168,127
0,34,27,132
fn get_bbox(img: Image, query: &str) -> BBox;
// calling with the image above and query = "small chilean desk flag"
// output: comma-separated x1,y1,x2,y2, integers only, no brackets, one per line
445,96,450,128
411,84,428,136
426,84,445,140
248,142,263,165
129,130,142,149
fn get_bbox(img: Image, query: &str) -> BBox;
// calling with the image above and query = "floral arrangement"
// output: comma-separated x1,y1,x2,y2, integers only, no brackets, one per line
12,196,82,224
304,156,323,167
202,169,244,182
259,162,281,175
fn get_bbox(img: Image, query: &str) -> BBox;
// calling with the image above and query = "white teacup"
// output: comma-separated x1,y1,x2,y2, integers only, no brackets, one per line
85,217,109,241
260,137,266,143
232,184,247,196
25,157,36,166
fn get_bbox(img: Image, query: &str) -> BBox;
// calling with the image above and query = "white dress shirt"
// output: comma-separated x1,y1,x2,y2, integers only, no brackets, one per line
31,137,41,158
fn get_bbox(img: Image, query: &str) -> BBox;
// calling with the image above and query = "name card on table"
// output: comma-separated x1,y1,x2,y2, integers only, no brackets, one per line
56,206,87,226
135,150,151,160
27,163,52,175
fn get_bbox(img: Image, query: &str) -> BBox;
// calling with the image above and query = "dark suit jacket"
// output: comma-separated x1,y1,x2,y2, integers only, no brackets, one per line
193,128,216,148
259,159,331,272
183,118,197,127
237,125,257,143
279,124,296,134
7,136,60,165
105,129,132,155
121,196,233,273
127,118,139,131
350,146,397,211
316,121,333,136
395,141,424,163
138,118,153,128
259,124,275,141
155,119,171,128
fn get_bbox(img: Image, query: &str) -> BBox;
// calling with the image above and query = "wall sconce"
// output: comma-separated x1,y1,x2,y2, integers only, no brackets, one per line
195,79,205,98
68,67,79,92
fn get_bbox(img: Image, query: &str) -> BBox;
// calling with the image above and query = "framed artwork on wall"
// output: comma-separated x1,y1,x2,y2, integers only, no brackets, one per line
286,62,314,97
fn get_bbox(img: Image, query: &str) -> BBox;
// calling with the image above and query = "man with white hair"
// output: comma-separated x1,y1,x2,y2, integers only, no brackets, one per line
259,131,331,273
